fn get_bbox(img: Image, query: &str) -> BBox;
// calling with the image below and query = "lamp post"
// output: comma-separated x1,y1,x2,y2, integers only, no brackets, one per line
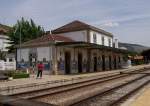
19,24,22,62
14,24,22,62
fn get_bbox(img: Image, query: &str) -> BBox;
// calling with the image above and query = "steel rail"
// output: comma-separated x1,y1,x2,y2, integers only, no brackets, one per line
71,75,150,106
9,68,149,99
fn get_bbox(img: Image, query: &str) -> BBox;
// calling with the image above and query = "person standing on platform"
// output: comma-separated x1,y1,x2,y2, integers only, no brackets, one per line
37,62,44,79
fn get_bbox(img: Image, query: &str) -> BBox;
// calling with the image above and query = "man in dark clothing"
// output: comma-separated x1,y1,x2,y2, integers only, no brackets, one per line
37,62,44,78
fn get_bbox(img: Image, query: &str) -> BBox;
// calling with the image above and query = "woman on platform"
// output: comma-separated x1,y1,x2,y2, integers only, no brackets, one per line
37,62,44,79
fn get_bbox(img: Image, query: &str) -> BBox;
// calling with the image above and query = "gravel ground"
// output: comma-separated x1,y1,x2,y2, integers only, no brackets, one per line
10,74,125,98
72,76,150,106
1,65,149,95
33,74,144,106
128,85,150,106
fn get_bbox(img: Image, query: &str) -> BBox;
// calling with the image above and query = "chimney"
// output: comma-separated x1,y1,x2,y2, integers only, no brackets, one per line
49,30,52,34
45,31,50,35
45,30,52,35
114,39,118,48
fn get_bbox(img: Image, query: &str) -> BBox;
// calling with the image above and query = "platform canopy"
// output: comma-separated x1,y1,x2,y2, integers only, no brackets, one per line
55,42,128,53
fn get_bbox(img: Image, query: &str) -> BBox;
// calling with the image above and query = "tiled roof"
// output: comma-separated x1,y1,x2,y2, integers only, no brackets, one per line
18,34,74,48
0,24,11,35
0,30,7,35
0,28,8,34
52,20,113,37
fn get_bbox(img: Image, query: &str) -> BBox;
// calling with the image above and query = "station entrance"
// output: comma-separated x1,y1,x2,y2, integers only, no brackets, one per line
109,56,112,70
102,55,105,70
94,57,97,71
114,56,117,69
78,53,83,73
65,52,71,74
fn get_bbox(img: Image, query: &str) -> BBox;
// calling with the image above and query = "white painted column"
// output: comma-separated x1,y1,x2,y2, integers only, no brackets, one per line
52,46,58,75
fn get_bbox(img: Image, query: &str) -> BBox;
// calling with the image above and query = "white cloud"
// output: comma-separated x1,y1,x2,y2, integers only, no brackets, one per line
1,0,150,46
102,21,119,27
10,0,95,29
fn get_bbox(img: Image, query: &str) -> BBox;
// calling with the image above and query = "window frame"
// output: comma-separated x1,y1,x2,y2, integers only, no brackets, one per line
93,33,97,43
108,38,111,47
102,36,105,45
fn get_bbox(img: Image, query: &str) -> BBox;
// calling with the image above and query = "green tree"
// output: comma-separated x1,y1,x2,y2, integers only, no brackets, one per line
8,17,45,52
141,49,150,63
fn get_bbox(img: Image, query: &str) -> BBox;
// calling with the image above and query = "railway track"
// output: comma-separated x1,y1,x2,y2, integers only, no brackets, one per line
9,68,148,99
30,70,150,106
71,75,150,106
10,73,129,99
7,68,150,106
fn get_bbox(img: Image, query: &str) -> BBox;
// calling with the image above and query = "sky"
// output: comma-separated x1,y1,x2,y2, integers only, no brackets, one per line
0,0,150,46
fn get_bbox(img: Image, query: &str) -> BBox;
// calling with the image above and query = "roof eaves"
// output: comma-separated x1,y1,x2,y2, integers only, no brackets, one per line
15,41,55,48
55,42,127,53
88,25,113,37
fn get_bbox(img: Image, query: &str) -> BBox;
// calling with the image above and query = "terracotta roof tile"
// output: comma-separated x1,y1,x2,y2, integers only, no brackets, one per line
52,20,89,33
52,20,113,37
19,34,74,48
0,24,11,35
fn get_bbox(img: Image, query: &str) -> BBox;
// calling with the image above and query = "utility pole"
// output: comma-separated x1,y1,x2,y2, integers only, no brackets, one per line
14,24,22,62
19,24,22,62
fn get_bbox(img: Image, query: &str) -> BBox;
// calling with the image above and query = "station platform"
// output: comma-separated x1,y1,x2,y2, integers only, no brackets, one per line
130,87,150,106
0,64,150,95
122,84,150,106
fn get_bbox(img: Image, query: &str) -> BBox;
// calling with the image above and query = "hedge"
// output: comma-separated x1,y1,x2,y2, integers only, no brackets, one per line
4,71,30,79
12,73,29,79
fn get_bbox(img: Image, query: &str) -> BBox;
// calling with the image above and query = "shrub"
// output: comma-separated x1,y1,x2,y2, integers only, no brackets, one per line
4,71,29,79
4,71,15,77
12,73,29,79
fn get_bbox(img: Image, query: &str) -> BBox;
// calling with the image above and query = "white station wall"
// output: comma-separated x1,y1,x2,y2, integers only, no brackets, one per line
37,47,52,61
60,30,87,42
17,46,53,62
0,35,11,51
89,30,113,47
17,48,29,62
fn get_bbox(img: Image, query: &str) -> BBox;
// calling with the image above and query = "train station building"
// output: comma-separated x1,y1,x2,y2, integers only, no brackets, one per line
16,20,127,75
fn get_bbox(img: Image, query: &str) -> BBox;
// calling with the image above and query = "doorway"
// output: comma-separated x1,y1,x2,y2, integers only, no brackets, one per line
65,52,71,74
118,56,121,68
29,52,37,67
94,57,97,72
109,56,112,70
102,55,105,71
87,50,91,72
78,53,83,73
114,56,117,69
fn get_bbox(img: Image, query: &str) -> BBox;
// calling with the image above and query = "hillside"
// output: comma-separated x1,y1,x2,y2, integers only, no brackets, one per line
119,42,150,53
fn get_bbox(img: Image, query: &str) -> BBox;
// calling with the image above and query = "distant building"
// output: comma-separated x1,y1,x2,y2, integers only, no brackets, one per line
16,20,127,75
0,24,11,52
119,47,127,50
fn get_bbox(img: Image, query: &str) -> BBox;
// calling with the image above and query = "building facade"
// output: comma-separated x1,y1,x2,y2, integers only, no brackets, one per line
0,24,11,52
16,21,126,75
52,20,113,47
